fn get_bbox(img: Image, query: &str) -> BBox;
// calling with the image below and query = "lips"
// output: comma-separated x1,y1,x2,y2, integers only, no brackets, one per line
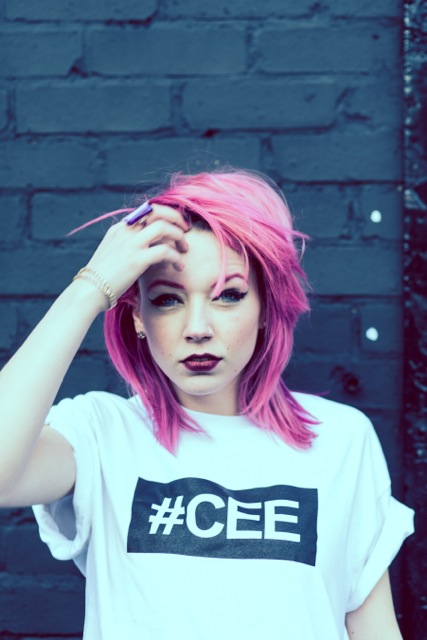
182,353,221,363
181,353,222,372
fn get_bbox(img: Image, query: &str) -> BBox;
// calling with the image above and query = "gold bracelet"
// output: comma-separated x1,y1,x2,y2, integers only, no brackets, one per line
73,267,118,310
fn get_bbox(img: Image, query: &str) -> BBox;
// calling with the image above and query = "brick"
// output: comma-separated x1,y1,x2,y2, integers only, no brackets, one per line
106,373,128,398
0,303,18,351
284,359,402,410
0,505,31,523
255,26,399,74
3,525,79,576
359,303,403,353
0,575,84,634
272,131,402,181
163,0,317,18
0,194,26,244
0,526,5,570
182,79,338,130
17,83,170,134
0,89,7,130
341,79,402,128
286,185,350,239
18,301,106,353
302,245,401,296
0,249,90,294
87,25,246,76
294,302,354,355
57,355,111,399
5,0,156,21
0,141,98,188
103,138,261,186
81,315,107,353
328,0,402,17
31,192,125,240
0,29,81,77
357,185,403,240
20,637,82,640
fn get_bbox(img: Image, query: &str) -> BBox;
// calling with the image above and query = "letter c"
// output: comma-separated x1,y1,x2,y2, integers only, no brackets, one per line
186,493,225,538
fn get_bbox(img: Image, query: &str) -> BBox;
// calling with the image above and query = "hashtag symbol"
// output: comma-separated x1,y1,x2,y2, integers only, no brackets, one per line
148,495,186,534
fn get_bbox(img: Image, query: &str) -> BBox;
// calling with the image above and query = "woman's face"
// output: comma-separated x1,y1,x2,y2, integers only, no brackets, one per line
134,228,263,415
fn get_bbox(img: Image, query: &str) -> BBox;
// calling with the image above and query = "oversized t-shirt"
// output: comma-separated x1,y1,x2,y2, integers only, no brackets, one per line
33,391,414,640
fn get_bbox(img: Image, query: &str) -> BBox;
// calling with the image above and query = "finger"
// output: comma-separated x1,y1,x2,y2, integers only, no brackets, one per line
139,220,189,253
142,204,190,233
144,243,185,271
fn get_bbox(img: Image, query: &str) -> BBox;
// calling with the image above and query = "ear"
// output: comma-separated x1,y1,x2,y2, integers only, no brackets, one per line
258,304,266,330
132,308,146,335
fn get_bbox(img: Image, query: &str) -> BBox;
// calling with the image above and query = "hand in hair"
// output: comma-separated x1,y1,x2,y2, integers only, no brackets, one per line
84,204,190,307
0,204,189,507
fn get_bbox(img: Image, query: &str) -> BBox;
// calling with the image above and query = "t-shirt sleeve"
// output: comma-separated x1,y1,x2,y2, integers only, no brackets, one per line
345,417,415,612
32,394,101,576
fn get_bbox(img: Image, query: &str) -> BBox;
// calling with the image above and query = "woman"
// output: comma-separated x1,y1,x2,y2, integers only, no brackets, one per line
0,169,414,639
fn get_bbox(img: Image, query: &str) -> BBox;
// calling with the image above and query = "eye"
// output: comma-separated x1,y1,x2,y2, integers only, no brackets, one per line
149,294,182,308
214,288,248,304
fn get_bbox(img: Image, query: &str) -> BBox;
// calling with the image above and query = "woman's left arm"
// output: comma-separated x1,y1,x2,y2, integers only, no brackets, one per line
345,570,403,639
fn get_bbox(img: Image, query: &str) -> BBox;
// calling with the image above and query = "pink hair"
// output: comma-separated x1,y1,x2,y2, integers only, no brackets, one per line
86,169,316,452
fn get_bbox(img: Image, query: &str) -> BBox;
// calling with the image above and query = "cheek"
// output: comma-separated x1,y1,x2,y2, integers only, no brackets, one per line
143,311,174,340
231,316,260,351
147,327,170,351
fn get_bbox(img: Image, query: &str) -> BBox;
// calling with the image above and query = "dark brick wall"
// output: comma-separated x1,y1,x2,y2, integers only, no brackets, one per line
0,1,412,637
402,1,427,638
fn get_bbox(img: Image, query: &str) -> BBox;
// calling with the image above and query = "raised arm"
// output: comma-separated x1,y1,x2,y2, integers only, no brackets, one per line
0,205,189,507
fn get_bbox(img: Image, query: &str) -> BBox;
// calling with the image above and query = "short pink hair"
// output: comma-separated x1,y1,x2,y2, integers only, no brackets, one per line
100,169,316,451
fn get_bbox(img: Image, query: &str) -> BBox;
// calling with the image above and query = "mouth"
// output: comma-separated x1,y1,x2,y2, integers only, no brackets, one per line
181,353,222,372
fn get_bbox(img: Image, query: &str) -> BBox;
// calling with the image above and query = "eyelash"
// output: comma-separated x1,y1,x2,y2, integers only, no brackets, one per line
215,289,248,303
149,288,248,308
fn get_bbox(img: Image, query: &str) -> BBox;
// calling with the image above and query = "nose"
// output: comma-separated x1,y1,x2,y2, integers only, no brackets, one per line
183,302,213,343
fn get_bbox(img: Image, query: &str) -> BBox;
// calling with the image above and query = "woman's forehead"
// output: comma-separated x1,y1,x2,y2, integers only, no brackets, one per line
141,229,251,289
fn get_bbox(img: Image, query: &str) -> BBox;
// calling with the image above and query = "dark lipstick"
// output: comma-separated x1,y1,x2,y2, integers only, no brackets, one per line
181,354,221,372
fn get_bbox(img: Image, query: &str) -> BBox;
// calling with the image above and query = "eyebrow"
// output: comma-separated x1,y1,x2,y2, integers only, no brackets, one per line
147,273,246,293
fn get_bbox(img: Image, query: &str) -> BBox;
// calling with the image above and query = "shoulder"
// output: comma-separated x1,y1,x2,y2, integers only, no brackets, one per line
292,393,391,488
48,391,153,434
292,391,370,424
79,390,146,414
292,391,375,443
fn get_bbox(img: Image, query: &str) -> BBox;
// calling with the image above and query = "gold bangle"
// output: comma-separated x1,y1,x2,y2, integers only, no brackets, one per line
73,267,118,310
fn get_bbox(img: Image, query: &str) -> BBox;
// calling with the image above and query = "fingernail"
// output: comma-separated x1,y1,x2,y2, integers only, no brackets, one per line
123,201,152,225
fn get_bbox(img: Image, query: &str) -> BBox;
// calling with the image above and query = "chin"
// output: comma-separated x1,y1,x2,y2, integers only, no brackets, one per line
174,379,230,399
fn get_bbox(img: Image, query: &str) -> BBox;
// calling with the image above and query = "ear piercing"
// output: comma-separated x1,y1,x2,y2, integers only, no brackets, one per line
137,331,146,340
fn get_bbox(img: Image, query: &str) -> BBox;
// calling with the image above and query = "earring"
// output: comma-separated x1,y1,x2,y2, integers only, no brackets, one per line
137,331,146,340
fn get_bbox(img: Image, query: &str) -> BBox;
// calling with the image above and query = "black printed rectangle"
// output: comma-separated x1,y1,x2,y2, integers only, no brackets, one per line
127,477,318,565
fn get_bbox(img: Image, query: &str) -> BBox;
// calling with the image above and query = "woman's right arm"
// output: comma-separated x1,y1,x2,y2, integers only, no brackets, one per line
0,205,189,508
0,279,108,508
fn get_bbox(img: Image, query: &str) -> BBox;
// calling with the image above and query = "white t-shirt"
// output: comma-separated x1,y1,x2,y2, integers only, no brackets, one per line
33,391,414,640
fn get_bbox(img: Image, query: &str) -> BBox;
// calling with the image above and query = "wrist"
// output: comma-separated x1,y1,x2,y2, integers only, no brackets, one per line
72,267,118,311
67,277,110,315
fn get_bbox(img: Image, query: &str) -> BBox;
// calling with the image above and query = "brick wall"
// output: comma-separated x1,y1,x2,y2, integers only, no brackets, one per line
0,1,408,637
402,1,427,637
